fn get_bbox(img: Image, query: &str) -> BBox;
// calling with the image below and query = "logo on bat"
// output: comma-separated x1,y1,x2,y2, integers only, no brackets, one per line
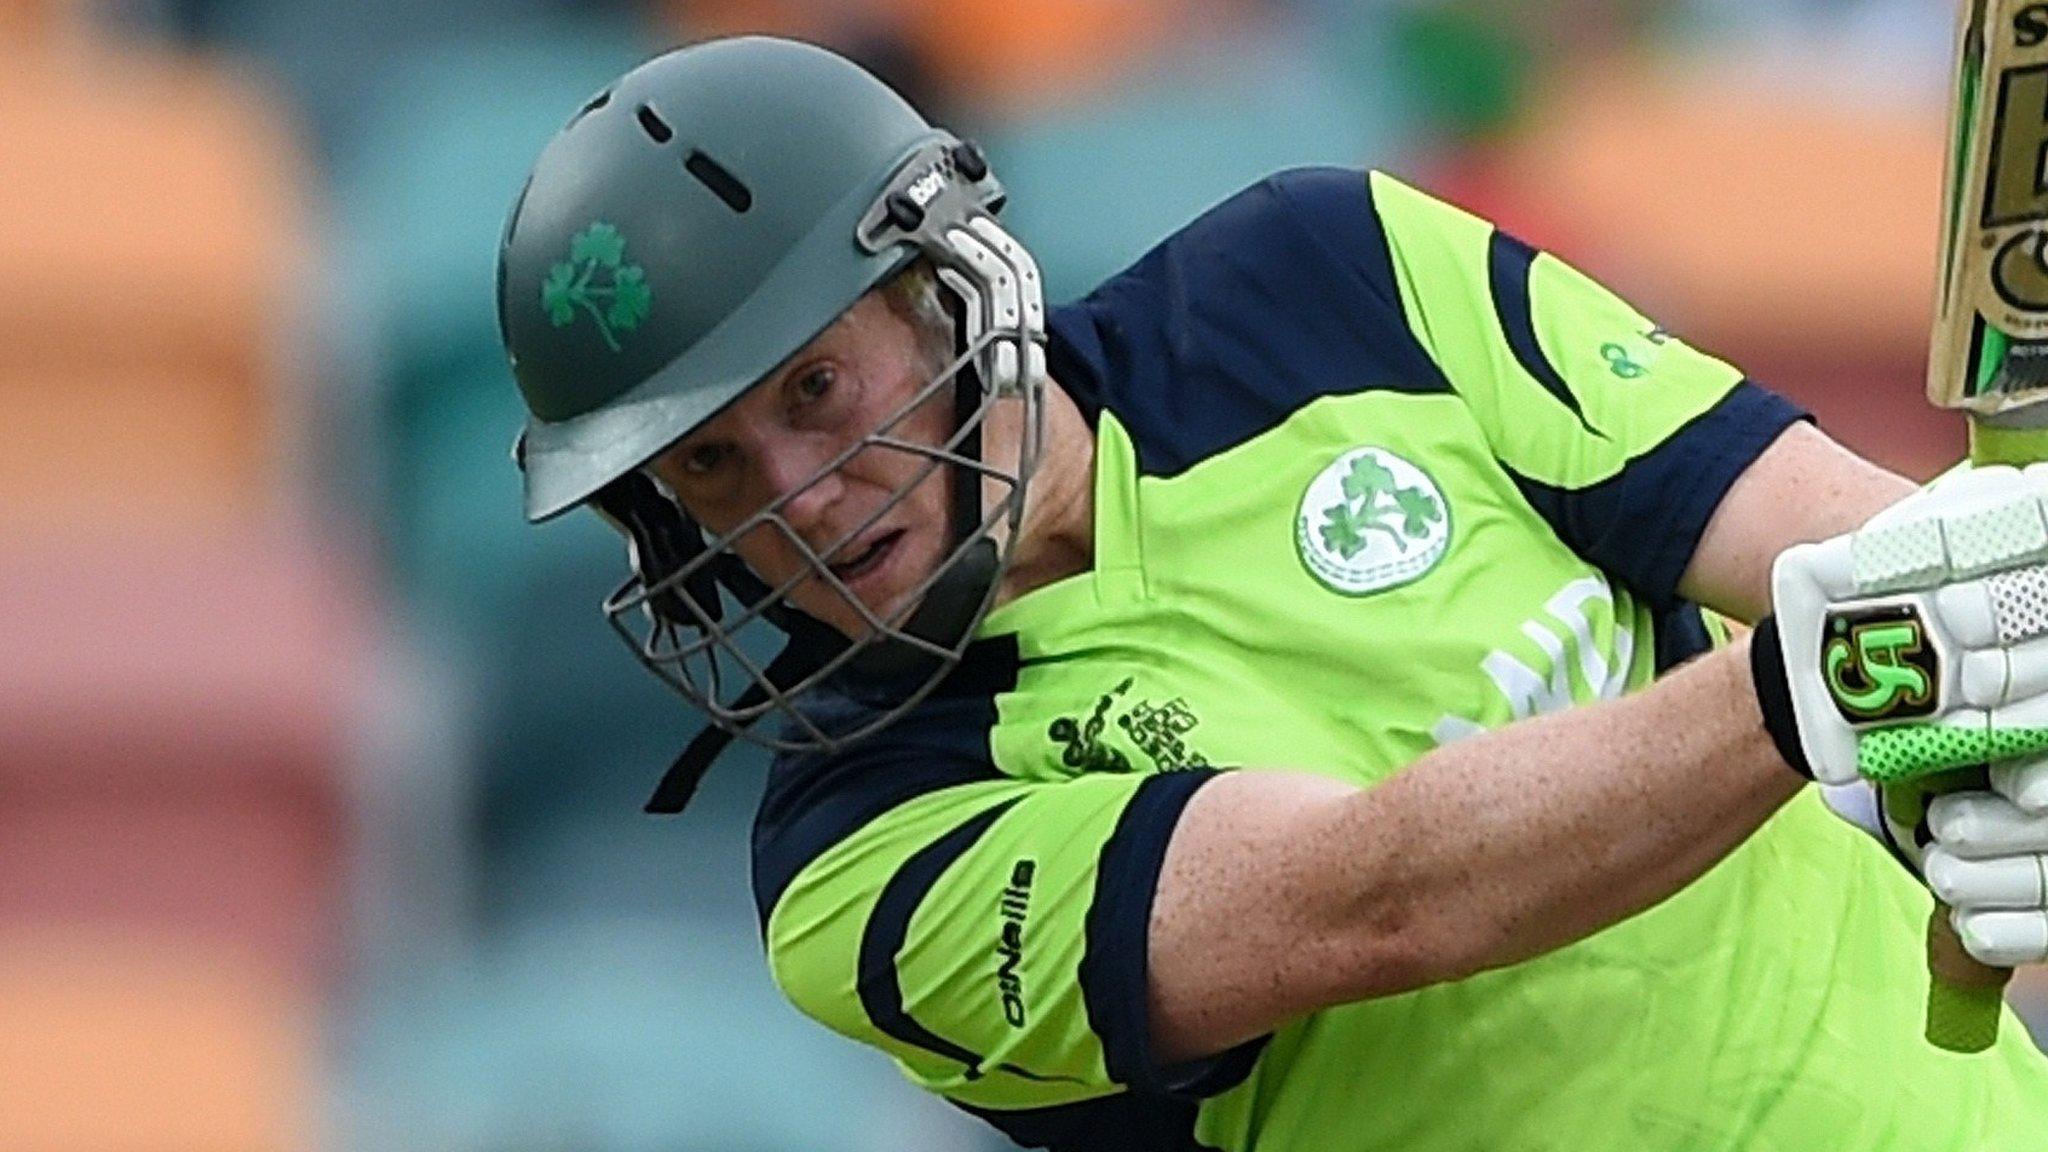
1993,230,2048,313
1822,605,1939,724
1983,58,2048,318
2017,3,2048,48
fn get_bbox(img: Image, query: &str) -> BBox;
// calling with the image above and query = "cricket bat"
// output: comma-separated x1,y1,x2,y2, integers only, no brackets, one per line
1923,0,2048,1053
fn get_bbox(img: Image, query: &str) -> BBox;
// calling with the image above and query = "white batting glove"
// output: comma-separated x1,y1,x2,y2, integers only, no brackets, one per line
1925,774,2048,966
1762,465,2048,787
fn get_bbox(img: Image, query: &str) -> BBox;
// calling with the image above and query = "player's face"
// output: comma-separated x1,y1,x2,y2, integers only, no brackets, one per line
643,290,956,641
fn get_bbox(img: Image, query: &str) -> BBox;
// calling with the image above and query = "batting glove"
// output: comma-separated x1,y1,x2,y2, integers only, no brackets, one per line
1757,464,2048,788
1926,777,2048,966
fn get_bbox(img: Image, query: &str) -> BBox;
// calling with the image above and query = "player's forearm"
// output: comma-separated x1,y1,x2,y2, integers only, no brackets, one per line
1147,639,1800,1064
1328,636,1799,996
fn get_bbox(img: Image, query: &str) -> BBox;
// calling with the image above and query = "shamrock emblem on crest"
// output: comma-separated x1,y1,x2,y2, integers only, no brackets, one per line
541,222,653,353
1318,452,1443,561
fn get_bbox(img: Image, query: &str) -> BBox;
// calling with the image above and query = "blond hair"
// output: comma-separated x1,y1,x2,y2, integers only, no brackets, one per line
879,258,955,374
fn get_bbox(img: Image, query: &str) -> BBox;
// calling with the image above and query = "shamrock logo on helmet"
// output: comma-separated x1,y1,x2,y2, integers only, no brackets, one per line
541,222,653,353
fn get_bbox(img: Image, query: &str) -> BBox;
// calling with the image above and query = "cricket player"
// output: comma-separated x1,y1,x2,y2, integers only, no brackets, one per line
497,38,2048,1150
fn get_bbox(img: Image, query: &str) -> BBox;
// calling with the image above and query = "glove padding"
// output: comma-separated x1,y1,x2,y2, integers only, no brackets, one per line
1926,767,2048,966
1770,465,2048,787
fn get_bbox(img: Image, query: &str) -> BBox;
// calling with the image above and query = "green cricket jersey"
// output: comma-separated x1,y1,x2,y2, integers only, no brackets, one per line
748,169,2048,1150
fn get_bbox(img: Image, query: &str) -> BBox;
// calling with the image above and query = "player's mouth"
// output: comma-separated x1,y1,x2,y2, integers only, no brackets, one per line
828,528,906,591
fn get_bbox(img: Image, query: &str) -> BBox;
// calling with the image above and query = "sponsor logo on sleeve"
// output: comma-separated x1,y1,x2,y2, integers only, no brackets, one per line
1047,679,1134,772
1047,677,1211,772
1600,325,1672,379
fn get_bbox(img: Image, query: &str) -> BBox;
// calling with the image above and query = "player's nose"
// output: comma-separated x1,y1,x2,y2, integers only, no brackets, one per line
762,446,847,542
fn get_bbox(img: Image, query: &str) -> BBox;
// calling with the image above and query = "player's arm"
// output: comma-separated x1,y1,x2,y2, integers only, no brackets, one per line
1679,421,1914,623
1153,466,2048,1067
759,654,1806,1110
1147,633,1794,1064
758,746,1264,1126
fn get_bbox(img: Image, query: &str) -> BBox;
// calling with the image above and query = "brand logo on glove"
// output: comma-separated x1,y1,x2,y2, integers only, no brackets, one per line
1822,605,1939,723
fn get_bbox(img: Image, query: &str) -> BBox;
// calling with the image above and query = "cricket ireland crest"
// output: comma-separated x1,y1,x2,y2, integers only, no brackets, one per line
1296,447,1451,595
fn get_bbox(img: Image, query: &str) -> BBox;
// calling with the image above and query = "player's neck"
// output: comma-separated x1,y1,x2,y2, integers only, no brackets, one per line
992,374,1096,606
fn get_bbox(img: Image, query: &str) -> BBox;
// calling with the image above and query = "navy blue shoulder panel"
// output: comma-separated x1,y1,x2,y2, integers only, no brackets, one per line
955,1093,1221,1152
1487,230,1603,438
1503,381,1809,613
751,637,1020,930
1046,167,1451,479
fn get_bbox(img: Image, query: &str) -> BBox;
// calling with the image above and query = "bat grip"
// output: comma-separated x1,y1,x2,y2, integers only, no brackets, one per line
1901,679,2014,1053
1926,901,2011,1053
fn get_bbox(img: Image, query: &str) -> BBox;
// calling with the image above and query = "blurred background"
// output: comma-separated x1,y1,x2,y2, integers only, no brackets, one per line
0,0,2037,1148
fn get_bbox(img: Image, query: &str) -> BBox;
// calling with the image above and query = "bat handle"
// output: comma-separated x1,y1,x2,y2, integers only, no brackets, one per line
1925,902,2011,1053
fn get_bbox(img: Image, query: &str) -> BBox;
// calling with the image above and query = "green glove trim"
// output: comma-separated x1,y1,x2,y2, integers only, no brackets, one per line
1858,724,2048,784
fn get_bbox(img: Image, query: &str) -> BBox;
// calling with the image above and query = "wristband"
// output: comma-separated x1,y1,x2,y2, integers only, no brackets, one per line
1749,616,1814,780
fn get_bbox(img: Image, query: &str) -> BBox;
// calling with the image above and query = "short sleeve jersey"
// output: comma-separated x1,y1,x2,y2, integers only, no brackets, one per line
750,170,2048,1151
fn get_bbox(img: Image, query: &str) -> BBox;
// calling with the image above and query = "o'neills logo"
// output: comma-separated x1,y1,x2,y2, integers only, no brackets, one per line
995,859,1036,1028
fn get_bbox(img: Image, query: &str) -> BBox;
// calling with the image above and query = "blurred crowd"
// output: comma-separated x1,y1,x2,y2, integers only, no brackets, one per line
0,0,2035,1148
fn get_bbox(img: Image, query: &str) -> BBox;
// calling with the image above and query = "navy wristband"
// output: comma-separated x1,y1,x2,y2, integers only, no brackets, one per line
1749,616,1813,780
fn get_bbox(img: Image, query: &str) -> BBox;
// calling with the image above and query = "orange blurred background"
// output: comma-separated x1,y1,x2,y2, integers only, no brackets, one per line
0,0,2030,1148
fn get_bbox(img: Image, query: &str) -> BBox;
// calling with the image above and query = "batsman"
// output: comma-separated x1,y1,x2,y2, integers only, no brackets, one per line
496,31,2048,1152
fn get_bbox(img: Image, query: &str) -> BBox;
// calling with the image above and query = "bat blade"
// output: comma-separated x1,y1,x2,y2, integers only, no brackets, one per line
1931,0,2048,416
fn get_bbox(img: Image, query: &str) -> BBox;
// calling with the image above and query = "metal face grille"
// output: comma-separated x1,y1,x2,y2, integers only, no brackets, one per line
606,301,1043,755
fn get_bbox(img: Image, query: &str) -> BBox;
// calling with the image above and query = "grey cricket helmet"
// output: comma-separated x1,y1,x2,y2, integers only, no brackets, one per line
504,36,958,522
496,37,1048,810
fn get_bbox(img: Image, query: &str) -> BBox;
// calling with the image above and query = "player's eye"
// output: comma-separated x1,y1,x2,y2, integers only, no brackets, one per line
792,366,835,405
680,443,729,476
786,364,858,431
